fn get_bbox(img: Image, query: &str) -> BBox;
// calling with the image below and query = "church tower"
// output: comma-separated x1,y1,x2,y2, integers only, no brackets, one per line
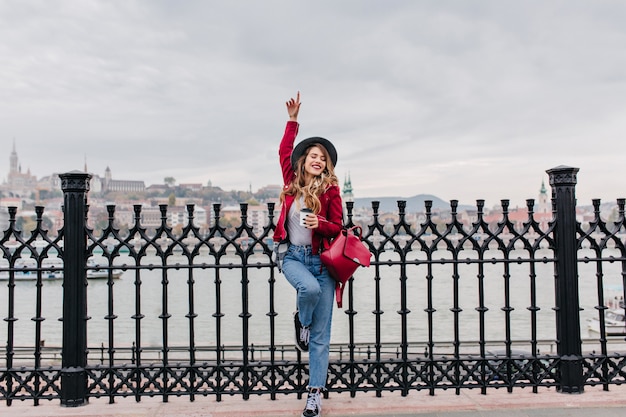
104,166,112,190
342,173,354,203
537,179,550,214
4,139,38,197
10,139,18,174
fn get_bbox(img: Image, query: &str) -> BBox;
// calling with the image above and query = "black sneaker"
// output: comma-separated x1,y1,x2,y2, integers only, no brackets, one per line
294,311,310,352
301,387,322,417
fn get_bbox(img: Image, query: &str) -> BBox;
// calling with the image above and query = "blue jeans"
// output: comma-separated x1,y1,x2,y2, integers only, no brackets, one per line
282,244,335,389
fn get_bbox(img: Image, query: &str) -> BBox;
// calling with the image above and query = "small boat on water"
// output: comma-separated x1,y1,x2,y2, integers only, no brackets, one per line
0,260,123,281
0,270,64,281
0,269,123,281
86,268,123,279
587,309,626,335
587,289,626,335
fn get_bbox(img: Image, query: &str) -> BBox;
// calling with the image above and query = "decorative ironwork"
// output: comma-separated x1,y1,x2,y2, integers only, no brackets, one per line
2,166,626,407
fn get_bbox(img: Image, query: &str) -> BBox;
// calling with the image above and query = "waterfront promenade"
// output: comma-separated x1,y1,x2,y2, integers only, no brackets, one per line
5,384,626,417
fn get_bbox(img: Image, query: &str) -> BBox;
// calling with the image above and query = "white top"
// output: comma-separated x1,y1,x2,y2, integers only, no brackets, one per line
287,198,312,246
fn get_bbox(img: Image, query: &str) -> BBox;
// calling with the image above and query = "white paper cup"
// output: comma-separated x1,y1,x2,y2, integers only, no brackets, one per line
300,209,313,226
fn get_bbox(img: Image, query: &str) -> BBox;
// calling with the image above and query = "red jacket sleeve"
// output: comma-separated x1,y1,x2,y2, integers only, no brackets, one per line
279,121,299,185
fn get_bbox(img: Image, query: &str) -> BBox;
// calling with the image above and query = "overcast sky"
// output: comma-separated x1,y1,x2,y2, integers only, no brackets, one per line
2,0,625,208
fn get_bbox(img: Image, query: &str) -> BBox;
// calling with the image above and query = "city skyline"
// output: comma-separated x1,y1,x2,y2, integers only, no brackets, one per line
2,1,626,207
0,140,549,205
1,140,616,211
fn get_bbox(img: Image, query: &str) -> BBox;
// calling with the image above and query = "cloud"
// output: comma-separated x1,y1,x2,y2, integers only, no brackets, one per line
1,0,626,208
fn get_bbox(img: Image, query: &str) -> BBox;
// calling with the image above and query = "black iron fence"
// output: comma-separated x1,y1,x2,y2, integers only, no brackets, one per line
1,166,626,407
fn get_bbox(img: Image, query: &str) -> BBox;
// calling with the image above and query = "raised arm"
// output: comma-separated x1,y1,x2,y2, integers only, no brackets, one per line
279,92,301,184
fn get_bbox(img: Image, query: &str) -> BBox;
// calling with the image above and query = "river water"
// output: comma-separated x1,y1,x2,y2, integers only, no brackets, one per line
1,248,623,352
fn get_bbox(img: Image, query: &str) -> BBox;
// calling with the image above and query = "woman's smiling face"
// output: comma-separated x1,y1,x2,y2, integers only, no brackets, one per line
303,145,327,180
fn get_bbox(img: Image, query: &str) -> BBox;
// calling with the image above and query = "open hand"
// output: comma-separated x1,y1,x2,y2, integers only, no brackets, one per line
286,91,301,120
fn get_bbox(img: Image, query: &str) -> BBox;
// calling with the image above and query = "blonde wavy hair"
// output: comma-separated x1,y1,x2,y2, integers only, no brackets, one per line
280,143,338,214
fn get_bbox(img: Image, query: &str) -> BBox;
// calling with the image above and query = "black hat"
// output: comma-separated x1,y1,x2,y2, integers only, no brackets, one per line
290,137,338,169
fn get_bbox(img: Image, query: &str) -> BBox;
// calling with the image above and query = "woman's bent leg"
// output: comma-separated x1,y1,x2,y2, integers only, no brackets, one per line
282,250,321,327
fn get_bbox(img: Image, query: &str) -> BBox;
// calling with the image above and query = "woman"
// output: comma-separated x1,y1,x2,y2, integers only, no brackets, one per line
273,92,343,417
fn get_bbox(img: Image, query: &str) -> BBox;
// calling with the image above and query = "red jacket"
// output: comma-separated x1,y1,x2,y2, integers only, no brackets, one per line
273,121,343,254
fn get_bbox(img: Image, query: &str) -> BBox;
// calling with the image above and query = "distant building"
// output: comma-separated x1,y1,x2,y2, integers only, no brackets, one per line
179,183,203,192
1,141,38,198
246,204,274,237
37,174,62,195
168,205,208,228
100,166,145,193
0,197,23,210
1,144,145,199
104,203,209,231
483,180,553,231
44,165,144,196
220,204,275,238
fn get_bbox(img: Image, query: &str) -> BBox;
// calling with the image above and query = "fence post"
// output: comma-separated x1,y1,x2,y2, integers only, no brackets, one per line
546,165,584,393
59,171,92,406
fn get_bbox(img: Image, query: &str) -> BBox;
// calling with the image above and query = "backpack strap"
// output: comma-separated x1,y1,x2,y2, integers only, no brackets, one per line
335,281,345,308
